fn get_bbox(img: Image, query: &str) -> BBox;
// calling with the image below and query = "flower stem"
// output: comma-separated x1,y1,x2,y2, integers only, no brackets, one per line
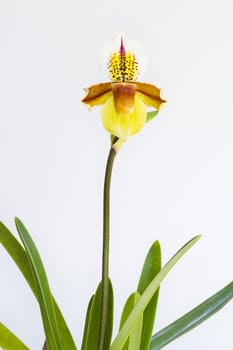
98,146,117,350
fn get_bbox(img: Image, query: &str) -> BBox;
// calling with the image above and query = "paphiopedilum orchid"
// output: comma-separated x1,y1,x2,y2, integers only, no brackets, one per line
0,35,232,350
82,37,166,145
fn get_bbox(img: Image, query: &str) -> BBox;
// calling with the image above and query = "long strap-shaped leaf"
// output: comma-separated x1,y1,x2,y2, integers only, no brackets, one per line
82,280,114,350
149,280,233,349
81,295,94,350
110,235,201,350
0,221,77,350
15,217,64,350
137,241,161,350
0,322,29,350
119,292,143,350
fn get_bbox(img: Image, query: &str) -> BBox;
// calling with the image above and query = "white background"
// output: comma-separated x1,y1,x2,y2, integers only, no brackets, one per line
0,0,233,349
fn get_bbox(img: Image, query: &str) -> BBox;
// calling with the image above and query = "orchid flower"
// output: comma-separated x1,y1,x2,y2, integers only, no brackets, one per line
82,37,166,147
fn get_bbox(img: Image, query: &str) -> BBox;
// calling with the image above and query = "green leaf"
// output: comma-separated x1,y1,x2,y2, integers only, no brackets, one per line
137,241,161,350
14,217,64,350
149,280,233,349
0,322,29,350
84,280,113,350
0,221,77,350
146,111,159,123
110,235,201,350
81,295,94,350
119,292,143,350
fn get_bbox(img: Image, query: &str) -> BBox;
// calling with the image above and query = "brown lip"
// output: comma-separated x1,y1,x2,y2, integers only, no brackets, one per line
111,83,136,115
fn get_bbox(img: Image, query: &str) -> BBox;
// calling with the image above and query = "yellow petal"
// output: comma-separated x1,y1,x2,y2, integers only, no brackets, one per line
135,82,166,110
101,94,147,140
82,83,112,107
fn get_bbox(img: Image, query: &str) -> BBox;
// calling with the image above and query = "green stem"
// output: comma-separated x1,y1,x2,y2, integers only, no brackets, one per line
98,146,117,350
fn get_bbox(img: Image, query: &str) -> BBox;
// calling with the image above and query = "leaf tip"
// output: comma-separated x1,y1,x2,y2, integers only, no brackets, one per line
195,234,202,241
153,240,161,249
14,216,20,224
